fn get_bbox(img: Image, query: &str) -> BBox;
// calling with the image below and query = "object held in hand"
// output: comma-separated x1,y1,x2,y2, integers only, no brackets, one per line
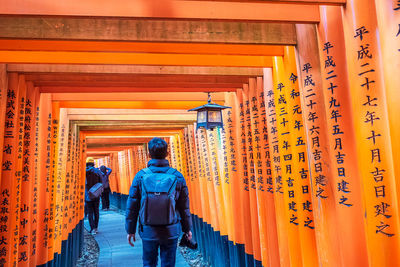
179,233,198,250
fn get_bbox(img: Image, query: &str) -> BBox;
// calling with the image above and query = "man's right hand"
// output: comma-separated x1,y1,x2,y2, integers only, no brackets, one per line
127,233,136,247
185,231,192,241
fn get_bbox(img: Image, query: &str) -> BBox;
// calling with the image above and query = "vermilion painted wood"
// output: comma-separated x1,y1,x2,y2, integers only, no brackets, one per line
0,40,285,56
0,0,320,23
0,51,274,67
317,7,369,266
342,0,400,265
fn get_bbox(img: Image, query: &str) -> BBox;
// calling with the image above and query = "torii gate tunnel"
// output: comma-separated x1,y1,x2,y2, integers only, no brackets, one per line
0,0,400,266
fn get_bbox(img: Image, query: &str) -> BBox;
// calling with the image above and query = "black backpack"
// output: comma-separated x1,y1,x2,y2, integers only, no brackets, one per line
139,168,178,226
85,167,103,201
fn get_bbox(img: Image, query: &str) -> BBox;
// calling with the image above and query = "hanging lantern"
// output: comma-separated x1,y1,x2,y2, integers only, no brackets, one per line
188,93,231,130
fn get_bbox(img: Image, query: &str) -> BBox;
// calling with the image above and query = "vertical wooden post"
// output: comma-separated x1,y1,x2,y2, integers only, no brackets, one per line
272,57,303,267
255,76,281,267
18,82,38,266
36,93,52,265
0,64,7,187
283,47,319,267
342,0,400,265
296,23,343,267
236,88,254,261
223,92,245,249
317,6,370,266
375,0,400,210
263,68,290,267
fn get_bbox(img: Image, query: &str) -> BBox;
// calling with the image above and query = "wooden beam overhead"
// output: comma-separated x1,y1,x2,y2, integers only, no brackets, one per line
86,146,147,152
24,73,251,83
188,0,345,4
54,92,225,101
7,64,264,76
58,100,224,109
68,114,196,121
66,108,203,115
0,40,285,56
0,51,274,67
0,17,296,44
40,86,237,93
81,129,182,137
0,1,319,23
87,137,152,144
41,86,237,93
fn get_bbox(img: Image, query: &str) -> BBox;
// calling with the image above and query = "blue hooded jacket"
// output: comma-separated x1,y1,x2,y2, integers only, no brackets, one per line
125,159,192,240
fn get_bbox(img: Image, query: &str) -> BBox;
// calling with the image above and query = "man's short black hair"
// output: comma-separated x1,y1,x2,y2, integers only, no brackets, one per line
148,137,168,159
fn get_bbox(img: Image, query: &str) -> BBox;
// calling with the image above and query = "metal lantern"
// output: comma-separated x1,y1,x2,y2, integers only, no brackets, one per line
188,93,231,130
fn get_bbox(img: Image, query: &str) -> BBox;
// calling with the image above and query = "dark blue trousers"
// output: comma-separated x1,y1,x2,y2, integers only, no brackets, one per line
86,199,100,231
142,238,178,267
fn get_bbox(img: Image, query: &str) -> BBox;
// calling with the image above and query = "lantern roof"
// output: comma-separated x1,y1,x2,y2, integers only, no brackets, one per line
188,102,231,111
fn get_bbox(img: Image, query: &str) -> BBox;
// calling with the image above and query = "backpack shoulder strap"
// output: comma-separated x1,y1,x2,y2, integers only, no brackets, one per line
141,168,152,194
142,168,152,174
166,168,177,175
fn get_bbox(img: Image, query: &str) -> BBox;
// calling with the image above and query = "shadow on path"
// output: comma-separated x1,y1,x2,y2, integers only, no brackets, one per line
84,209,189,267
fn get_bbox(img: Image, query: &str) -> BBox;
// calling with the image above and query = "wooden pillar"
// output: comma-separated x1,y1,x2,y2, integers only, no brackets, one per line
342,0,400,265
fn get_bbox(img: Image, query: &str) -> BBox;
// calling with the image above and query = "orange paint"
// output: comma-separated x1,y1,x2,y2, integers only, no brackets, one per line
0,51,274,68
316,7,370,266
375,1,400,214
296,24,343,267
263,68,291,267
0,0,320,23
242,80,261,262
255,76,280,267
342,0,400,265
223,92,245,246
236,88,254,256
35,93,52,265
0,39,284,56
272,57,303,267
282,49,319,267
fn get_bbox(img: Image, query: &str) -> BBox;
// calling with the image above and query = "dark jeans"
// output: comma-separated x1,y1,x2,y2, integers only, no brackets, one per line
86,199,100,231
142,238,178,267
101,187,111,209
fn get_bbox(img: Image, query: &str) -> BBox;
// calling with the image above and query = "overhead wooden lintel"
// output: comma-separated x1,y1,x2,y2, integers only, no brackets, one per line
82,130,183,137
66,108,202,115
41,86,237,93
0,40,285,56
58,100,224,109
189,0,345,4
7,64,264,76
0,51,273,67
56,92,225,102
68,114,196,121
87,137,152,144
0,17,296,44
87,146,147,152
0,1,319,23
24,73,252,83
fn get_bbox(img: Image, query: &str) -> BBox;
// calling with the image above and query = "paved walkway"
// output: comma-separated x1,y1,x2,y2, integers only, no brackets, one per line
84,208,189,267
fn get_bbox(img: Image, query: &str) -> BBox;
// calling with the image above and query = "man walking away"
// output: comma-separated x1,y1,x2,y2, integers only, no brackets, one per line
125,137,192,267
100,165,112,210
85,157,103,235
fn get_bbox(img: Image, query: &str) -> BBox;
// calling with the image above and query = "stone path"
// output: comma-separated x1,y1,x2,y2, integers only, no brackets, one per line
84,208,189,267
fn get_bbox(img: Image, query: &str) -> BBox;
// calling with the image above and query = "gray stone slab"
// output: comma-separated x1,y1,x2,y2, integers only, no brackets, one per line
84,209,189,267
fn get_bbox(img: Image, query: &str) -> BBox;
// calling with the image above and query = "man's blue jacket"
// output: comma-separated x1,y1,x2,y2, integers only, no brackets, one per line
125,159,192,240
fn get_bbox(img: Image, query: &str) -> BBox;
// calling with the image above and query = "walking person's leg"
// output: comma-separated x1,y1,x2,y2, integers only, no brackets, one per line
104,187,111,209
142,240,159,267
104,187,110,209
86,201,95,232
159,238,178,267
101,191,106,210
93,198,100,232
